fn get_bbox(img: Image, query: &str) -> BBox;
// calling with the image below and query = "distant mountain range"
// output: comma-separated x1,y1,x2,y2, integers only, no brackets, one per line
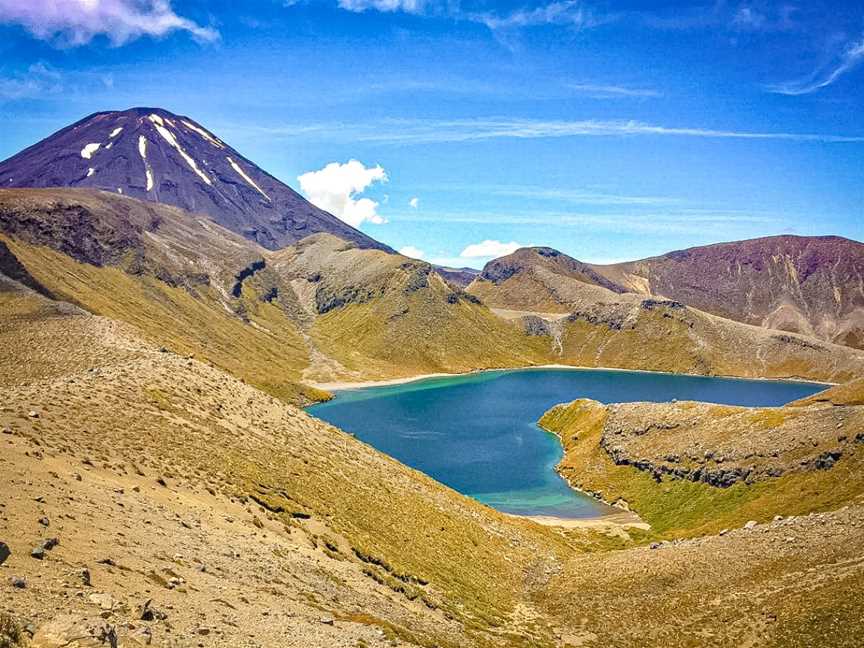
0,107,862,397
0,107,390,252
592,236,864,349
468,238,864,350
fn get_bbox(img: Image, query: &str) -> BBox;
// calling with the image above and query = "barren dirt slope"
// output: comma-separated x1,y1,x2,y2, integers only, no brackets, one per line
3,279,864,646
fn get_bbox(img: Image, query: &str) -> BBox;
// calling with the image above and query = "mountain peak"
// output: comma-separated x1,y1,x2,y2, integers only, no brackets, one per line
0,108,391,252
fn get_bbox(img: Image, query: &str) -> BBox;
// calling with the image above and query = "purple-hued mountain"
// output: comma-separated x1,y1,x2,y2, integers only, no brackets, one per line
0,107,391,252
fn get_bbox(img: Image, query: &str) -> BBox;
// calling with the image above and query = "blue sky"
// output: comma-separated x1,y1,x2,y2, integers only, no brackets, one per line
1,0,862,267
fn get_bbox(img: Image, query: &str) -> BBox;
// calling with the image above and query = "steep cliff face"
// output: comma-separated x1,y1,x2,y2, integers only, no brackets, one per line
594,235,864,349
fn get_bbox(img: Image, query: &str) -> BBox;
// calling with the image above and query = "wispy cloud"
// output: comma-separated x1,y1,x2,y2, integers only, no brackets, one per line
0,62,62,101
0,0,219,46
566,83,661,99
333,0,603,36
227,117,864,145
395,208,786,234
487,185,678,206
767,34,864,95
467,1,599,32
337,0,426,13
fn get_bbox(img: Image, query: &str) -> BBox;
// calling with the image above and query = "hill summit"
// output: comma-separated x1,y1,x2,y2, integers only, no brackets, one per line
0,107,390,252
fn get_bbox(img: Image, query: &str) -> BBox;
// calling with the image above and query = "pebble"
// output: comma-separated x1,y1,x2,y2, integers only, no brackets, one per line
10,576,26,589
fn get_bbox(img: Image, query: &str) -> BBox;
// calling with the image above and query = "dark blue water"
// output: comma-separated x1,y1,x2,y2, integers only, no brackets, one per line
307,368,825,519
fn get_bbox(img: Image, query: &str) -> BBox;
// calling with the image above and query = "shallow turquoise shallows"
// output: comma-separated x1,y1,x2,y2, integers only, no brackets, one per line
307,368,825,519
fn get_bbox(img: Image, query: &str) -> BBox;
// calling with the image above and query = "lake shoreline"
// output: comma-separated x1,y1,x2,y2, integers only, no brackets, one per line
516,510,650,531
310,363,833,393
309,364,827,529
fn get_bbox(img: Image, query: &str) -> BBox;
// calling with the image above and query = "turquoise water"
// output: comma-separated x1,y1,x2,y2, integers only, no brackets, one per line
307,368,825,519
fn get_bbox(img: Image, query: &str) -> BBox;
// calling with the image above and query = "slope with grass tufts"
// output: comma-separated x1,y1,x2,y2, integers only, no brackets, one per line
540,379,864,538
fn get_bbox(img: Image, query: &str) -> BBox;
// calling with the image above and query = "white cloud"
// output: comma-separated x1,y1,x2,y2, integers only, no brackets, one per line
731,6,765,30
409,197,419,208
767,35,864,95
566,83,661,99
298,159,388,228
470,1,598,32
333,0,602,36
338,0,426,13
0,62,62,100
0,0,219,46
241,117,864,145
460,240,525,259
398,245,425,259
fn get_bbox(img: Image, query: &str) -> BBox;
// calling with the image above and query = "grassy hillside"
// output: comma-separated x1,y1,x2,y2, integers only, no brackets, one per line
540,387,864,538
557,298,864,383
2,190,862,403
0,188,326,401
0,190,555,398
0,279,574,647
3,278,864,647
276,235,551,378
468,246,627,314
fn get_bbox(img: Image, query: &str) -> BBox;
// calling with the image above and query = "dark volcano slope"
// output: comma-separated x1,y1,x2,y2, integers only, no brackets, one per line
593,235,864,349
0,107,391,252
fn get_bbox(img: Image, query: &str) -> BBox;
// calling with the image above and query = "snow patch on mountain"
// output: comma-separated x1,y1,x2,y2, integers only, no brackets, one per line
227,156,269,201
81,143,101,159
153,124,212,186
183,120,224,148
109,127,123,138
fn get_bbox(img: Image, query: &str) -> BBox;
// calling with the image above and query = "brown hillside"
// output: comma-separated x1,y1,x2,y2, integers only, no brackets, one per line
592,235,864,349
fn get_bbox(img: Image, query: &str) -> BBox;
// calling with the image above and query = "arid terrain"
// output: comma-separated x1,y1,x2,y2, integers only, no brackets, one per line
3,277,864,647
1,109,863,647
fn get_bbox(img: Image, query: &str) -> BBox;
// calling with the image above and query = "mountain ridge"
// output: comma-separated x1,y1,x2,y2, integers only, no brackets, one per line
0,107,392,252
590,234,864,348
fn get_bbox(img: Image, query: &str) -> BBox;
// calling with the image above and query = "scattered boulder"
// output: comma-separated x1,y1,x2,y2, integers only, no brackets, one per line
81,568,92,587
129,626,152,646
88,593,120,612
29,614,117,647
138,600,166,622
0,541,9,565
38,517,49,527
744,520,758,530
30,537,59,559
10,576,26,589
